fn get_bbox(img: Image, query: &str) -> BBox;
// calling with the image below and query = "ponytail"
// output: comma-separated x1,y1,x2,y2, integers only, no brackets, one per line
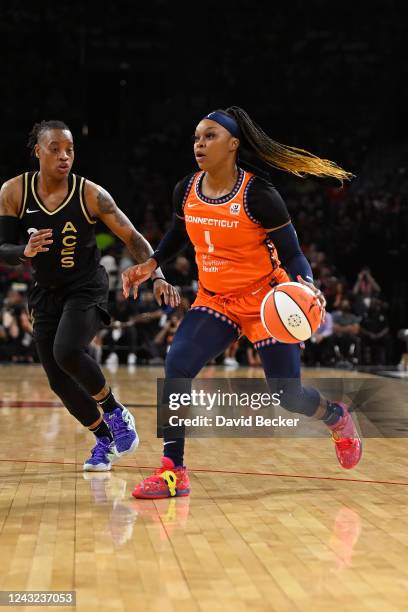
225,106,354,183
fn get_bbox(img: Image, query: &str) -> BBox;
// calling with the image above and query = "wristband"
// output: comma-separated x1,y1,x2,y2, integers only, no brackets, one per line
152,277,165,283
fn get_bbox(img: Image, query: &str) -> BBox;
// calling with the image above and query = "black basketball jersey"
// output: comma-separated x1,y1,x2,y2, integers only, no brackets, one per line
18,172,101,287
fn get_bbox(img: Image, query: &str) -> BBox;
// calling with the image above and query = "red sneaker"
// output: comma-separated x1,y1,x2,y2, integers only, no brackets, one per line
132,457,190,499
328,403,362,469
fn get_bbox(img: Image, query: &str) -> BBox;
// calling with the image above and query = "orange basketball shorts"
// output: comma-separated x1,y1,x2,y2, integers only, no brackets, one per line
191,269,289,344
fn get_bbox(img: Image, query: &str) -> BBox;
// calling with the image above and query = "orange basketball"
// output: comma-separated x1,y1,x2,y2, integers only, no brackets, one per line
260,282,322,343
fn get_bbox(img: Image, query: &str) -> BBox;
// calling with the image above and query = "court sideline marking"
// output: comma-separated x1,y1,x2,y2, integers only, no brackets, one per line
0,458,407,487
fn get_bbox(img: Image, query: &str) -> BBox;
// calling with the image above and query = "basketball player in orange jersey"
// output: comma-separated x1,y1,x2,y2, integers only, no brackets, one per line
0,120,179,471
122,107,362,498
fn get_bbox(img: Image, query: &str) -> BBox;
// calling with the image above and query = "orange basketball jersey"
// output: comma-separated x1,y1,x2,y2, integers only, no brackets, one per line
182,169,282,294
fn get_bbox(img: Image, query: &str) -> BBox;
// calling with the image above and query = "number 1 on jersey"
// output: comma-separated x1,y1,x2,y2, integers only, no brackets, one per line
204,230,215,253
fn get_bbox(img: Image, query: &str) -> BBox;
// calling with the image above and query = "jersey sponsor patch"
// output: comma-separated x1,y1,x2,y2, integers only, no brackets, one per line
230,202,240,215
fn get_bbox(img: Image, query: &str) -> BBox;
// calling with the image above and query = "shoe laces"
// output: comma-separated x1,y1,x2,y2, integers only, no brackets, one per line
91,438,111,461
108,409,130,437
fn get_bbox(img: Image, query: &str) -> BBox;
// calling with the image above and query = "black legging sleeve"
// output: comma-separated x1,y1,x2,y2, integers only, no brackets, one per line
0,216,26,265
153,213,190,267
35,305,106,426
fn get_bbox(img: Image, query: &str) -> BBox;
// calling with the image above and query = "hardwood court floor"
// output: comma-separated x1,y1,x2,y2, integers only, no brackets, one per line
0,365,408,612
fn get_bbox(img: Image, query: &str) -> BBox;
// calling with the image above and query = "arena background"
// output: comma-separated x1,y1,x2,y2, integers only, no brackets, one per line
1,0,407,367
2,3,408,611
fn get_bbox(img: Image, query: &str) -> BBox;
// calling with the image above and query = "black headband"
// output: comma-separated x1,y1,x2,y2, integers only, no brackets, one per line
203,111,241,139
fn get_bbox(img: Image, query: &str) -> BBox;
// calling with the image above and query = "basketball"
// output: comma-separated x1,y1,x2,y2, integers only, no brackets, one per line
260,282,322,343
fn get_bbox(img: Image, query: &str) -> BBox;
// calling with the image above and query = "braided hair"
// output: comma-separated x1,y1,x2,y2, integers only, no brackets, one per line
27,120,71,156
224,106,354,183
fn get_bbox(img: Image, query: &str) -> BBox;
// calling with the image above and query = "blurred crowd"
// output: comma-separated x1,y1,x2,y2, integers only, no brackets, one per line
1,186,407,370
1,2,407,369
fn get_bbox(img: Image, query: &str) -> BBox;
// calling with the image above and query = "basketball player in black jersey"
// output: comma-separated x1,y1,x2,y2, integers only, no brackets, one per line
0,120,179,471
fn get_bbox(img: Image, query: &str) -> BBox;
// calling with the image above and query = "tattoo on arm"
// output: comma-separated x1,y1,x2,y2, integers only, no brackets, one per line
0,184,17,216
127,231,164,279
96,188,128,227
128,230,154,262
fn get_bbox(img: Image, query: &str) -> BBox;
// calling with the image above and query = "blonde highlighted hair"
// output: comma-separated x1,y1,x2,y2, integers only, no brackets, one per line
225,106,354,183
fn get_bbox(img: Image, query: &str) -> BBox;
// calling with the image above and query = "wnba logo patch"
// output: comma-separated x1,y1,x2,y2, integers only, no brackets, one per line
230,202,240,215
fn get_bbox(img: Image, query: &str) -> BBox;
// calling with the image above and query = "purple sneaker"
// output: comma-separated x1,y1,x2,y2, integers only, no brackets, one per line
104,406,139,457
83,436,117,472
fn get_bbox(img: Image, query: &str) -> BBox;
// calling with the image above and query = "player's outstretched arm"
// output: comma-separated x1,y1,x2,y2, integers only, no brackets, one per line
85,181,158,265
122,211,190,300
85,181,179,306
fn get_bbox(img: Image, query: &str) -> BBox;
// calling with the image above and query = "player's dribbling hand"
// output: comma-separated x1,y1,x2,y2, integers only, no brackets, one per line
297,275,326,323
152,279,181,307
122,260,155,299
23,229,53,258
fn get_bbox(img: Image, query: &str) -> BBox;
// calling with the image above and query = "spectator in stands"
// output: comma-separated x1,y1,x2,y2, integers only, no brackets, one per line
139,203,163,246
332,281,349,310
165,256,198,302
132,289,163,363
304,311,334,366
223,340,239,367
318,273,338,311
360,298,392,365
116,247,133,291
154,312,182,358
353,266,381,309
238,337,262,366
103,291,138,365
0,289,33,362
100,246,118,307
332,299,361,365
